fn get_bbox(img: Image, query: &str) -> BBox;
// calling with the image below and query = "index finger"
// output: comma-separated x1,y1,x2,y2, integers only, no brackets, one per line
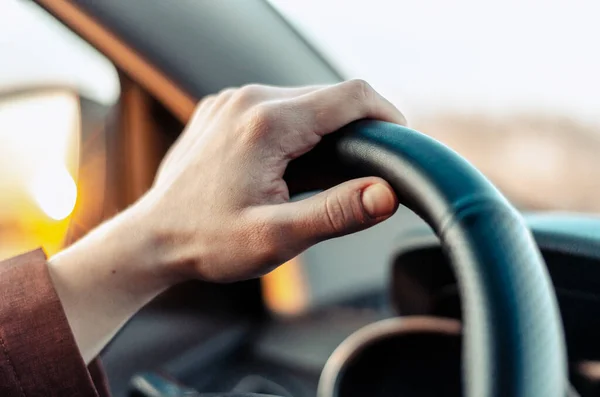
289,79,407,136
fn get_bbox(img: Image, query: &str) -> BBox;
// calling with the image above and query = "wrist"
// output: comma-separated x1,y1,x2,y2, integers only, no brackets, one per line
47,201,180,362
50,199,181,309
127,190,201,285
98,198,185,296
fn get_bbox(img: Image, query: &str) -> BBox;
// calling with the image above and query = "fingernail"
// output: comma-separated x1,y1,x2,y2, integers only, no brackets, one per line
361,183,396,219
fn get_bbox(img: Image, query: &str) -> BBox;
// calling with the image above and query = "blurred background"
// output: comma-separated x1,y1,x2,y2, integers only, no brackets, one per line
0,0,119,259
1,0,600,314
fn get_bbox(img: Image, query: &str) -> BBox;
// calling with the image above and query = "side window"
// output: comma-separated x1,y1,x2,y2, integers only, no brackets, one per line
0,1,120,260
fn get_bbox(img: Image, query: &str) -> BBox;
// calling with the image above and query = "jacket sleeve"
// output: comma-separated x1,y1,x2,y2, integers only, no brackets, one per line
0,249,111,397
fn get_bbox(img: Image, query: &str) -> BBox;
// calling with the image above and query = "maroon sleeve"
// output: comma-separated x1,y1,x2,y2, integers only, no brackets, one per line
0,249,110,397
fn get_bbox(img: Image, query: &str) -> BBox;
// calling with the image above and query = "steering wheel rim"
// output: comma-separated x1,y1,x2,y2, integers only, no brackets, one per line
286,120,567,397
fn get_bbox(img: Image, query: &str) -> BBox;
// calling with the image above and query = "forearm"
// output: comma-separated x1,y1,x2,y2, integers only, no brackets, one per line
47,201,174,364
45,80,402,365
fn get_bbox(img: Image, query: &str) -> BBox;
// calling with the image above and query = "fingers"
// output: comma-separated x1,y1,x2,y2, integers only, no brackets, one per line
176,80,405,170
170,84,330,164
266,177,398,249
237,84,327,100
289,79,407,136
221,84,326,110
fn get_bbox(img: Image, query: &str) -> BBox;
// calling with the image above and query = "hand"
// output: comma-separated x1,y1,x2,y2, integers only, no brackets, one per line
138,80,406,283
48,80,405,363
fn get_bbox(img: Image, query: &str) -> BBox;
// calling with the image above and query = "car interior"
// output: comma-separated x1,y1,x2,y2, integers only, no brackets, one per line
3,0,600,396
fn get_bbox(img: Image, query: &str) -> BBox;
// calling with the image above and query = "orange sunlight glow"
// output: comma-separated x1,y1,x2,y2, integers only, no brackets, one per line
0,89,80,259
29,165,77,221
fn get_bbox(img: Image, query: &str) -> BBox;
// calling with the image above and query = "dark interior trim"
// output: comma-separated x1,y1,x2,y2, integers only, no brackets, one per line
34,0,197,122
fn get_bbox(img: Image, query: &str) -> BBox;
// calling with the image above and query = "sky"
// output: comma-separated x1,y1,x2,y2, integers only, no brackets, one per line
1,0,600,123
270,0,600,123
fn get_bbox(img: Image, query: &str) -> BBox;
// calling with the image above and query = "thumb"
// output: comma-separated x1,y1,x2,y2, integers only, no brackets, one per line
277,177,398,247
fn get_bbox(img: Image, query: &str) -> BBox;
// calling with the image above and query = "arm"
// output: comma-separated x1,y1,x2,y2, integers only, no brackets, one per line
0,250,110,396
48,81,405,364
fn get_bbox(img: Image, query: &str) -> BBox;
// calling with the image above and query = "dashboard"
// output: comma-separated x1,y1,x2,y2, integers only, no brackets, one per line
392,213,600,361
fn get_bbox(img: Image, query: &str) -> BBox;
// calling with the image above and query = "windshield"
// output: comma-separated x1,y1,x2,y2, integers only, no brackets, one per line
261,0,600,312
270,0,600,213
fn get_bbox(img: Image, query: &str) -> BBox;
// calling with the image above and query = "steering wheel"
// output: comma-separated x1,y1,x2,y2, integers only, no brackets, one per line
132,120,568,397
284,120,568,397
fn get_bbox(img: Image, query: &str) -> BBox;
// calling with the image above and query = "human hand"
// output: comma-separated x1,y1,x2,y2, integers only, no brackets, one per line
48,80,405,363
139,80,406,283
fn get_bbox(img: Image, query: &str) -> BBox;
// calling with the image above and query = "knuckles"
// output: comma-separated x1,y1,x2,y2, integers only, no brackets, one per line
344,78,374,105
324,193,347,235
216,88,237,102
202,84,267,113
230,84,264,107
242,103,280,143
324,190,369,236
196,94,216,112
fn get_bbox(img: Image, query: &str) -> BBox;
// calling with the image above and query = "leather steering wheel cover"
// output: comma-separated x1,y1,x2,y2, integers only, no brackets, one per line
288,120,567,396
